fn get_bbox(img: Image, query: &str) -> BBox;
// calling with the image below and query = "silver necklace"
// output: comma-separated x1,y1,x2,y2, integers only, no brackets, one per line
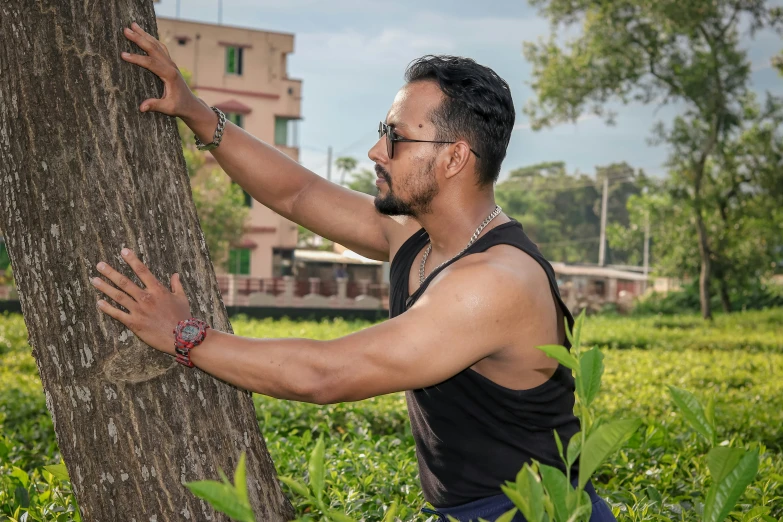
419,205,502,284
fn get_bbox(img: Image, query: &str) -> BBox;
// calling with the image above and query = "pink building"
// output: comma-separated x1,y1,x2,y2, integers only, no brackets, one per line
156,17,302,278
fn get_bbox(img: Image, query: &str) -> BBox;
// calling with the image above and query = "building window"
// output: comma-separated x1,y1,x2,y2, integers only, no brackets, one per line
273,248,294,277
228,248,251,275
226,46,243,75
226,112,243,128
274,117,299,147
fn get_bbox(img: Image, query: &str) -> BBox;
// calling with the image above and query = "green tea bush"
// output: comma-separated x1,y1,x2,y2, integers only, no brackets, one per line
633,280,783,316
1,310,783,521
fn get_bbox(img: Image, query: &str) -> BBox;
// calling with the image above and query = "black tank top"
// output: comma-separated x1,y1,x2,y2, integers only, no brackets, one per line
389,218,581,508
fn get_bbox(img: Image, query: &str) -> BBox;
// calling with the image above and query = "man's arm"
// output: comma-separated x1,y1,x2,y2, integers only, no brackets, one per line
188,260,537,404
121,23,393,261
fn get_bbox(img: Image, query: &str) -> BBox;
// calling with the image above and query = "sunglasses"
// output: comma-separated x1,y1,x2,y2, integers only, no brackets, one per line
378,121,481,160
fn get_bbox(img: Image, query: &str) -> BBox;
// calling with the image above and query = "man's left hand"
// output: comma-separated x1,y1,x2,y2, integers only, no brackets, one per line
92,249,192,355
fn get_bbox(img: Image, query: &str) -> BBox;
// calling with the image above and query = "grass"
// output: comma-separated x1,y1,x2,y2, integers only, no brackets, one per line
1,308,783,520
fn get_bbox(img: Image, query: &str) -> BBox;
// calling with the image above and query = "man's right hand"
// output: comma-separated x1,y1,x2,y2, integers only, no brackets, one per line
121,22,202,120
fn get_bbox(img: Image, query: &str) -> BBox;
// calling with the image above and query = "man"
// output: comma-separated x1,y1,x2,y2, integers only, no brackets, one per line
92,22,616,521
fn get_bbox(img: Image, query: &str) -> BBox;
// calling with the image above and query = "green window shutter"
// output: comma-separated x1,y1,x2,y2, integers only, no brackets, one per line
227,113,243,128
228,248,251,275
274,117,288,146
226,47,236,74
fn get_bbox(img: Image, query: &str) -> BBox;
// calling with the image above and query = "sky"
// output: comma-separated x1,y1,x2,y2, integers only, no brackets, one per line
154,0,782,182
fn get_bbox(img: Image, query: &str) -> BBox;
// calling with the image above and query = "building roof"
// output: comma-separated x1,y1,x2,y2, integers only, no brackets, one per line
294,249,383,266
214,99,253,115
156,16,295,37
551,262,649,281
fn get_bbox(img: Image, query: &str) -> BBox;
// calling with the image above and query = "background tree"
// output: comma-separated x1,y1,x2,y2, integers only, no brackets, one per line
347,168,378,196
335,156,358,186
176,70,250,271
191,173,250,269
495,161,645,264
611,94,783,311
524,0,782,319
0,2,292,520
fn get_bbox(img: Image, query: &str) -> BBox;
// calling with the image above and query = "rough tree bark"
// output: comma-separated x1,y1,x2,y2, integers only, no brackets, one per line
0,2,294,520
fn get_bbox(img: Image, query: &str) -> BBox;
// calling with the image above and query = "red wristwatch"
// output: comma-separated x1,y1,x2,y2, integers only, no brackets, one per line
173,318,210,367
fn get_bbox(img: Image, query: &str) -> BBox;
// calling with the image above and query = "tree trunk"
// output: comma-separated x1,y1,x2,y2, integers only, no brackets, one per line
719,276,732,313
0,2,294,521
694,202,713,320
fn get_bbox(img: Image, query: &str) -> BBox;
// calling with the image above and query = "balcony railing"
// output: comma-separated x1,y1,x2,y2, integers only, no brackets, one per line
215,275,388,309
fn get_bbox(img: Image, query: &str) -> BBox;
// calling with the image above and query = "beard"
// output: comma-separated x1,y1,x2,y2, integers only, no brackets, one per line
374,157,439,217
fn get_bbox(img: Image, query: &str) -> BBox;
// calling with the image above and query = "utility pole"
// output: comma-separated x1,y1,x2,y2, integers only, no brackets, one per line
598,175,609,266
643,210,650,292
218,0,223,24
326,146,333,182
176,0,181,18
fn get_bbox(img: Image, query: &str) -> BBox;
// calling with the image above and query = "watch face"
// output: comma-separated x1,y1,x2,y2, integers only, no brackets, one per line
181,324,200,341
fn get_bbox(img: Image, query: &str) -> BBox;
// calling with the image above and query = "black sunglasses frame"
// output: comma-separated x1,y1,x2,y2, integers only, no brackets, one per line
378,122,481,160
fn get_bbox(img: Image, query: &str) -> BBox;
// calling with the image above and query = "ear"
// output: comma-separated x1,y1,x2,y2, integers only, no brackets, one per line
442,141,472,180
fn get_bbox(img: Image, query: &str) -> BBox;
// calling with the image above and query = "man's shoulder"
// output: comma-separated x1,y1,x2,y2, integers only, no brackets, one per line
428,247,552,311
452,243,551,289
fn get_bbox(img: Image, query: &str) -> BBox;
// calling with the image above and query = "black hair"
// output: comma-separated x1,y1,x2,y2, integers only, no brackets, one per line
404,55,515,187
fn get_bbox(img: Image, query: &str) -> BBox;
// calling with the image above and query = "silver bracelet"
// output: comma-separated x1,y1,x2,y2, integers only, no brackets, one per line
194,107,227,151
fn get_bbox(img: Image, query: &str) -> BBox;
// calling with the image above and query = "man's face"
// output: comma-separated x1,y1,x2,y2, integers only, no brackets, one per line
368,81,444,218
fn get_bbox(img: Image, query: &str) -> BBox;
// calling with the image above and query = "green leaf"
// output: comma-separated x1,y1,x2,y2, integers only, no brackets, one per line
577,347,604,407
537,344,579,372
566,432,582,469
495,508,519,522
708,446,746,484
14,485,29,508
553,430,565,467
501,485,533,521
185,480,255,522
234,453,249,506
668,386,716,445
579,418,641,490
309,435,326,504
217,468,232,486
703,449,759,522
740,506,770,522
572,310,586,352
42,464,70,482
0,436,9,461
381,501,398,522
279,476,312,499
705,394,716,430
539,464,570,522
508,464,546,522
325,511,358,522
11,466,29,488
565,500,592,522
564,316,575,347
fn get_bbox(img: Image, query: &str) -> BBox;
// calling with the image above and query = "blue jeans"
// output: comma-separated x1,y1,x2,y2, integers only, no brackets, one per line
421,480,617,522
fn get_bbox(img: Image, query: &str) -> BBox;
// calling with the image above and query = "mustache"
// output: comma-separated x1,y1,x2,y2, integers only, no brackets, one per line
375,164,390,182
